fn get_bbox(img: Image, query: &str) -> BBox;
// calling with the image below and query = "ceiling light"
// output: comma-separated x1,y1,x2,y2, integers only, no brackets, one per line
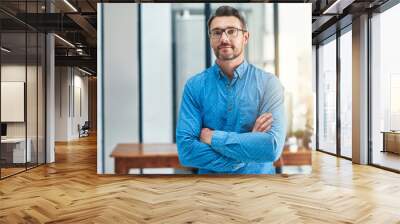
322,0,354,15
78,67,93,76
54,34,75,48
76,48,85,55
1,47,11,53
63,0,78,12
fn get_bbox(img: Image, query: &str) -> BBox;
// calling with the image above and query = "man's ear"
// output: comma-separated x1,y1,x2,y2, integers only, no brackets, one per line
244,32,250,45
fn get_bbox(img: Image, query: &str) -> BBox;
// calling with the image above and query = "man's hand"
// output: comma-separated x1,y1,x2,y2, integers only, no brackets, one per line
252,112,273,132
200,128,214,145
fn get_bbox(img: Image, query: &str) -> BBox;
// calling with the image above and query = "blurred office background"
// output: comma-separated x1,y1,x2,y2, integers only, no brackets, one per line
98,3,312,174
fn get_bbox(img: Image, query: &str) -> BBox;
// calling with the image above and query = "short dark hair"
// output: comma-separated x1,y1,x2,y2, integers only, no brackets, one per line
207,6,247,31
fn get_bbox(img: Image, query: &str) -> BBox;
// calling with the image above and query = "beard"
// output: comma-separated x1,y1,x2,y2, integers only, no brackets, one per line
214,44,243,61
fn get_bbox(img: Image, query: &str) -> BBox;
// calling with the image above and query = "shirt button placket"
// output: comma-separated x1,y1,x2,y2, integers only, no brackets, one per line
226,83,234,130
227,84,232,111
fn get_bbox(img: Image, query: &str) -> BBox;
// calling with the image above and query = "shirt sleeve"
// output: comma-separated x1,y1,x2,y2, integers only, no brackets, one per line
176,79,245,172
210,75,287,163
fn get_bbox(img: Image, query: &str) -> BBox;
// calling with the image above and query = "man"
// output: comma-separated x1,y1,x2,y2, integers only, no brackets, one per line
176,6,286,174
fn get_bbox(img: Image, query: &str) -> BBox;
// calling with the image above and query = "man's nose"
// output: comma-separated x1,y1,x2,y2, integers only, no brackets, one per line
219,31,229,42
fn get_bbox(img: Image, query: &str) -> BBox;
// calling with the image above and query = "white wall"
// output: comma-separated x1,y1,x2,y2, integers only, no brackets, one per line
72,73,89,138
55,67,69,141
1,65,38,138
55,67,89,141
142,4,173,143
1,67,26,137
175,14,205,115
278,4,312,134
98,3,139,174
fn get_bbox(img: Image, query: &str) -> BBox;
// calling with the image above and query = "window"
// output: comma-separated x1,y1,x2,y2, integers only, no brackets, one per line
0,1,46,179
339,29,352,158
317,37,337,154
371,3,400,171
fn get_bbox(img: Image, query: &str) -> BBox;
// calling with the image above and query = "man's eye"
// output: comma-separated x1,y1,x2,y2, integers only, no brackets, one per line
213,30,223,35
226,29,236,35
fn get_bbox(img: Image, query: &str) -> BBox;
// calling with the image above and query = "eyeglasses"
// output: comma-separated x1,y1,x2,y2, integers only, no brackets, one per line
209,27,247,40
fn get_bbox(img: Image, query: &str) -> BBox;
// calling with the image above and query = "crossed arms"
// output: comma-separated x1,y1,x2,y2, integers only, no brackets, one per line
176,77,286,172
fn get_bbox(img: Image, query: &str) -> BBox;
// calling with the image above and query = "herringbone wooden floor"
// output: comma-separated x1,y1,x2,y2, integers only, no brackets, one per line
1,135,400,224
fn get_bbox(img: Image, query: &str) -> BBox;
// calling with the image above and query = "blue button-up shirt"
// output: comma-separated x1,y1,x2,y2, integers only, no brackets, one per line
176,60,286,174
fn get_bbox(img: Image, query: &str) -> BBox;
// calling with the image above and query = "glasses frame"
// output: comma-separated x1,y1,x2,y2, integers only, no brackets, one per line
208,27,247,40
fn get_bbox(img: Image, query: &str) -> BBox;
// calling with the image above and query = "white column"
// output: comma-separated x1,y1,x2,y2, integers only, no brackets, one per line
98,3,139,174
46,33,55,163
352,14,369,164
142,4,172,143
97,3,104,174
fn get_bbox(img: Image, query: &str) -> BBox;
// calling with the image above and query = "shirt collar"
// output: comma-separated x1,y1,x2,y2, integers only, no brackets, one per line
214,60,249,80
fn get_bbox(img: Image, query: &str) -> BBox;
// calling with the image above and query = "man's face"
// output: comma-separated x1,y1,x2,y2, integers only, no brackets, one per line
209,16,249,61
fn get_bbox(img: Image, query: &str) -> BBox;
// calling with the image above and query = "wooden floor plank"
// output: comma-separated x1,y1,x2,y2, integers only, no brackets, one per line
0,135,400,223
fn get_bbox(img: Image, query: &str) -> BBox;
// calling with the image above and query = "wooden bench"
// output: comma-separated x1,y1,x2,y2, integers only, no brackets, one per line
111,143,312,174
